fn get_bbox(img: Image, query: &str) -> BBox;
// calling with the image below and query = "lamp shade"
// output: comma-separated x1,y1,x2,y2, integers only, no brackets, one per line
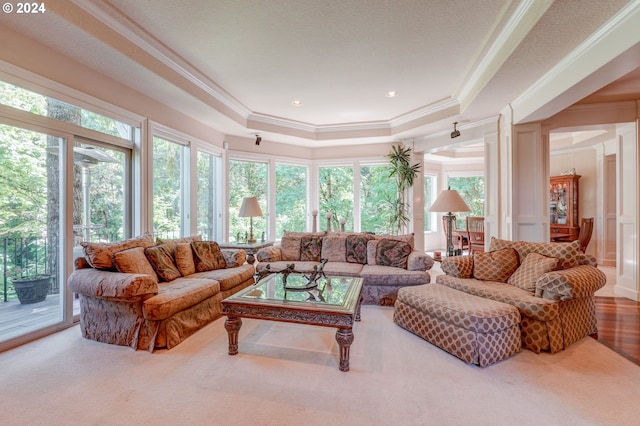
239,196,263,217
429,189,471,213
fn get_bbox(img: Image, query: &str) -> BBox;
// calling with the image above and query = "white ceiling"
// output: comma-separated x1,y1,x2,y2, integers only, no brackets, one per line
0,0,634,147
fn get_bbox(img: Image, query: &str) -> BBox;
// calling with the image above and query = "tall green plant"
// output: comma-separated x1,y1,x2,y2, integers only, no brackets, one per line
386,144,421,234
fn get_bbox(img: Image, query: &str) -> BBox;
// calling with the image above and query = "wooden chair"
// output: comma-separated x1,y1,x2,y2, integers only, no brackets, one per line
442,215,469,253
466,216,485,255
578,217,594,253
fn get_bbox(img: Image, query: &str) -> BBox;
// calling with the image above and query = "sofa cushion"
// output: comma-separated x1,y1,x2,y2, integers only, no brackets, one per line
280,236,302,261
174,243,196,276
375,238,412,268
142,277,220,321
323,262,364,277
144,244,182,282
300,235,323,261
190,263,255,292
255,260,320,274
360,265,428,286
472,248,519,283
346,234,373,264
508,253,558,293
81,233,155,271
321,236,347,262
489,237,580,270
191,241,226,272
112,246,158,283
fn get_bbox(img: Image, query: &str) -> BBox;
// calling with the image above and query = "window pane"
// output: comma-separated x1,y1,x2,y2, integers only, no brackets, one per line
228,160,267,242
153,136,185,239
360,164,396,234
319,166,353,232
0,124,65,340
197,151,221,240
275,163,307,238
424,175,436,232
0,81,133,140
447,176,485,229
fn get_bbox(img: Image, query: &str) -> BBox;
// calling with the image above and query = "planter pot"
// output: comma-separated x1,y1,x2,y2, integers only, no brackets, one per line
13,275,52,304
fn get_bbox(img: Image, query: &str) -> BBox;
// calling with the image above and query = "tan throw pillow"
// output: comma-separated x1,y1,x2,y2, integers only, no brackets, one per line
190,241,226,272
472,248,519,282
489,237,579,270
144,244,181,282
321,236,347,262
280,236,302,261
508,252,559,292
375,238,412,269
81,233,154,271
112,246,158,283
174,243,196,276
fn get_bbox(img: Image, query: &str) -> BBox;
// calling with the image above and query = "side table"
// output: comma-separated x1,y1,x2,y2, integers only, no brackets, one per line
218,241,274,265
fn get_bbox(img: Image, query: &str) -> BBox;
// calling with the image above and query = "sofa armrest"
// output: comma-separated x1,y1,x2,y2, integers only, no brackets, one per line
440,255,474,278
68,268,158,302
577,253,597,267
407,252,434,271
535,265,607,301
221,249,247,268
256,246,282,262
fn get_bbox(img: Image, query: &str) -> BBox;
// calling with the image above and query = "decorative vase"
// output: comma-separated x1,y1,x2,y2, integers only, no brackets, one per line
13,275,51,304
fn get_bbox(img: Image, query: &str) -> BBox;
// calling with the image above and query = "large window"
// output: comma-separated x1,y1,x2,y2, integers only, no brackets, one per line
360,164,396,234
197,151,222,241
424,174,437,232
319,166,354,232
275,163,307,238
447,175,485,229
152,136,188,239
228,159,267,242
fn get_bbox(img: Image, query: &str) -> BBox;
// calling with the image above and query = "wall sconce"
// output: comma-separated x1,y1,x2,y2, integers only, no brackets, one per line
450,122,460,139
255,134,262,145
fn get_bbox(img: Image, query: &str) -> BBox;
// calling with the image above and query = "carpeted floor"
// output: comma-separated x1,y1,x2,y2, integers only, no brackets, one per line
2,305,639,426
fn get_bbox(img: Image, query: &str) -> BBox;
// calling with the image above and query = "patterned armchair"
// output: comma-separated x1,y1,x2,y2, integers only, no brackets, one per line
436,237,606,353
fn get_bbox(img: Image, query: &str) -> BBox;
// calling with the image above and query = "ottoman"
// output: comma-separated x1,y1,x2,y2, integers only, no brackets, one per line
393,284,521,367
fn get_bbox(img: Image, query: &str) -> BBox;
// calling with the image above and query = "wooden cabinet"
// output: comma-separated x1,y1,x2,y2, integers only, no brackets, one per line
550,175,580,241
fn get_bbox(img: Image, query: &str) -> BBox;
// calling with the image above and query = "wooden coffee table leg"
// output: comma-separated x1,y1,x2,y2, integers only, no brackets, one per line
224,316,242,355
335,327,354,372
355,295,363,321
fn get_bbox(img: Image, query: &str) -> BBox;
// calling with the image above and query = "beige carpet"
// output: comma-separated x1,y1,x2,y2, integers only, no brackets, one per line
2,305,639,426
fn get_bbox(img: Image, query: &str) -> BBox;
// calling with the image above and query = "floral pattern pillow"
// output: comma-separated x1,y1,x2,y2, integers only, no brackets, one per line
346,234,373,264
300,235,322,261
375,238,412,269
190,241,227,272
144,244,181,282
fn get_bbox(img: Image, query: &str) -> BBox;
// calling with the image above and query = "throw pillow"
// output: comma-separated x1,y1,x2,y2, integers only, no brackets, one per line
508,252,559,292
112,246,158,283
489,237,580,270
280,236,302,261
190,241,227,272
144,244,181,282
375,238,412,269
174,242,196,276
81,232,155,271
321,236,347,262
156,235,202,252
300,235,323,261
346,234,373,264
472,248,519,283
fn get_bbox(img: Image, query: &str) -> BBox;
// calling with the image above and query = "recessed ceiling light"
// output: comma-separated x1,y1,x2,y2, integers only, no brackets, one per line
292,100,303,106
386,91,398,98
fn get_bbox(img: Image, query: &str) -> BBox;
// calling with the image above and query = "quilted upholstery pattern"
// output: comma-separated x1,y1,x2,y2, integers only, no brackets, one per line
472,248,519,282
508,252,558,292
440,255,474,278
489,237,581,270
394,284,521,367
535,265,607,300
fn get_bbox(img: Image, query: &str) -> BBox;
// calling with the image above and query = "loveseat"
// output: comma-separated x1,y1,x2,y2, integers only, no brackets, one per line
254,231,434,306
434,237,607,353
68,234,255,351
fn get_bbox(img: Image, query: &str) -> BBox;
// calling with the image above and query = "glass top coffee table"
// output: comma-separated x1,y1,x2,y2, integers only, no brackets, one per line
221,273,364,372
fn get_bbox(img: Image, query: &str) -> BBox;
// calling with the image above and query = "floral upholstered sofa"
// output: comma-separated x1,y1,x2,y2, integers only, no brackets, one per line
435,237,607,353
68,234,254,351
255,231,434,306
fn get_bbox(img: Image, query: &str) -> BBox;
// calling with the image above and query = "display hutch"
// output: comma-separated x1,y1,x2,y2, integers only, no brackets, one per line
549,174,580,241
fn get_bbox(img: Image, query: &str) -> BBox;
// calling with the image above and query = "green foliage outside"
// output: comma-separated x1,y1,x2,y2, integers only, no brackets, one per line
319,166,354,232
360,165,397,234
275,164,307,237
448,176,485,229
228,160,267,242
152,136,183,238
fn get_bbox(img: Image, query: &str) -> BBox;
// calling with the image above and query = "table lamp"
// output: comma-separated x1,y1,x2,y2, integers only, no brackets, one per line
429,188,471,257
239,196,263,243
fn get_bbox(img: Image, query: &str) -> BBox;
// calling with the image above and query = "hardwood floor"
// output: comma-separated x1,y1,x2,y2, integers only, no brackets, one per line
595,296,640,366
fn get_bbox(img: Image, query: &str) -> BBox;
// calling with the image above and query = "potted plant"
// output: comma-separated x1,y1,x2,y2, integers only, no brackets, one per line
11,268,52,304
386,144,421,235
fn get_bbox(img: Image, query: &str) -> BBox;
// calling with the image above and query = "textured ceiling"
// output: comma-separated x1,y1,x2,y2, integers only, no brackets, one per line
0,0,634,147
